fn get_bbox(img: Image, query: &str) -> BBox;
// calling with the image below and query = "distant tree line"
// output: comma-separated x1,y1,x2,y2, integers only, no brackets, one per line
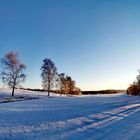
0,51,81,96
127,70,140,95
82,90,126,95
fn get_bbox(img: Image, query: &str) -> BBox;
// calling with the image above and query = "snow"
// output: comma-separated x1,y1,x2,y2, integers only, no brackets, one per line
0,89,140,139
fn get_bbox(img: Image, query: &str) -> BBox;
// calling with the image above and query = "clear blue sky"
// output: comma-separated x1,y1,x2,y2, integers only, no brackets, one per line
0,0,140,90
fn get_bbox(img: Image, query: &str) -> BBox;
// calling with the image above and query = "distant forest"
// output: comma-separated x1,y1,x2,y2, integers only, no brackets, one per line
82,90,126,95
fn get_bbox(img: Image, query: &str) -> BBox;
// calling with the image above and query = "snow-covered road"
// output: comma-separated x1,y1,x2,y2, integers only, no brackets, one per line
0,91,140,140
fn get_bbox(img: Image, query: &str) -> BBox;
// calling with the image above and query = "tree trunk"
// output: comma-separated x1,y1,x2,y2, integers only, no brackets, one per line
48,83,50,96
47,87,50,96
12,86,15,96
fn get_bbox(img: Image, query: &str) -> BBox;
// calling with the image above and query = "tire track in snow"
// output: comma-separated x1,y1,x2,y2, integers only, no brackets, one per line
59,103,140,138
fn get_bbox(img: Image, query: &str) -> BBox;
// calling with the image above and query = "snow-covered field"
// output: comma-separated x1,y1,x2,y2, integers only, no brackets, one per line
0,89,140,140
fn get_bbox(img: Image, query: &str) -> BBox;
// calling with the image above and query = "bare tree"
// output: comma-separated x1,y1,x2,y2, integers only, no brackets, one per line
0,52,26,96
41,58,57,96
58,73,67,95
136,69,140,85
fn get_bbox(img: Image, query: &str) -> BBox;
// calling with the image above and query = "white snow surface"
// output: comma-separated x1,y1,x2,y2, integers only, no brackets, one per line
0,89,140,140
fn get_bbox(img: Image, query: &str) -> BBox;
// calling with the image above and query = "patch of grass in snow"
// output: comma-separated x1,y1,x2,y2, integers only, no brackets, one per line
0,96,39,104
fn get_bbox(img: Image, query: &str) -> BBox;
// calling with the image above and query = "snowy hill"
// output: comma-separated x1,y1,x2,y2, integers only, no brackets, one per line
0,89,140,139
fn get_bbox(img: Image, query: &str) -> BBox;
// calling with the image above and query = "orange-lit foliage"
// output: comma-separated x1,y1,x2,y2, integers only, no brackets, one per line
127,84,140,95
127,70,140,96
58,73,81,95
